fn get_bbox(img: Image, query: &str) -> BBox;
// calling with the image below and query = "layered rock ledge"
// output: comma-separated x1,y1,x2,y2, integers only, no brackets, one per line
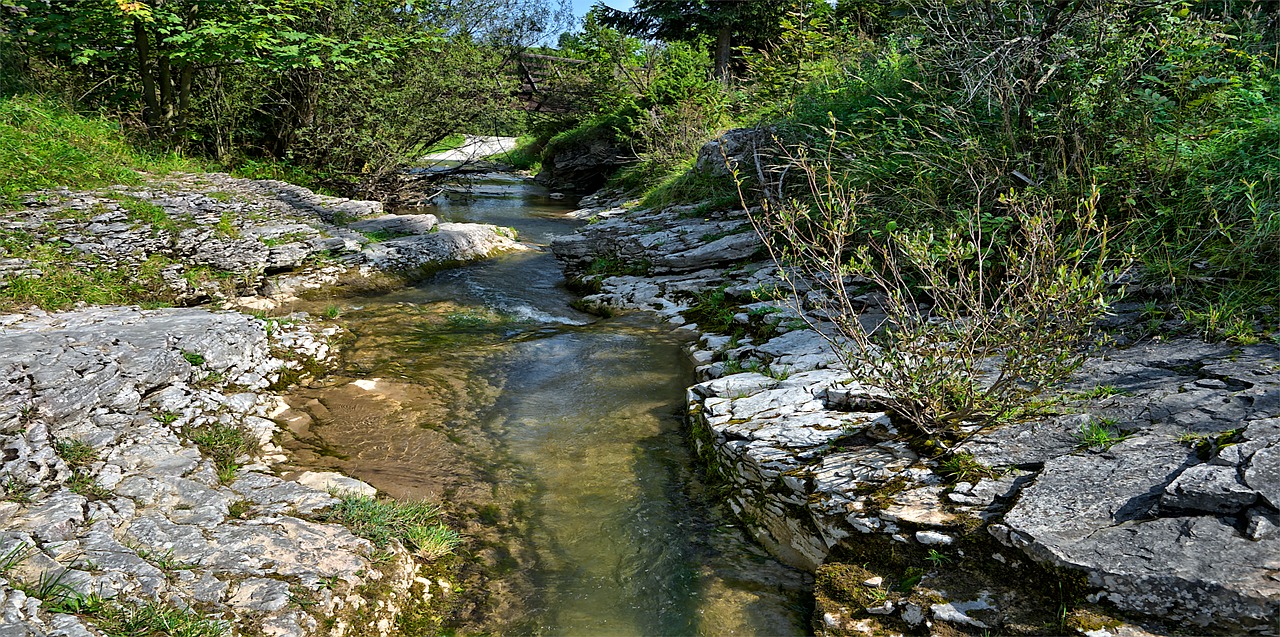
2,173,526,309
552,193,1280,635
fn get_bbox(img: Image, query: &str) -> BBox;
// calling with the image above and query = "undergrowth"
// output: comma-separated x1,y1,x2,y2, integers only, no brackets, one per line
0,94,197,205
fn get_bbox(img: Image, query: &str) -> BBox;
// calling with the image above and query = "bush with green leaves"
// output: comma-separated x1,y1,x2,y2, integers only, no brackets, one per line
746,140,1120,440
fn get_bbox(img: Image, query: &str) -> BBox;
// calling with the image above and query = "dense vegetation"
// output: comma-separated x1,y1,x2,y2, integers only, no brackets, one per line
530,0,1280,345
2,0,1277,344
0,0,569,195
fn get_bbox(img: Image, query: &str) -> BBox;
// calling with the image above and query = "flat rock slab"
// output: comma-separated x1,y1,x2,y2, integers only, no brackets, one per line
1003,435,1280,631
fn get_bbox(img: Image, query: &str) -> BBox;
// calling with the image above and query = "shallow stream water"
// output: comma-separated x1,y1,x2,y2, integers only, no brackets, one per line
284,175,812,635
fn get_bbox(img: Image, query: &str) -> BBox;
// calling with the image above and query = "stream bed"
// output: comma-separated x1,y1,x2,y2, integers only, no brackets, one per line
282,175,812,635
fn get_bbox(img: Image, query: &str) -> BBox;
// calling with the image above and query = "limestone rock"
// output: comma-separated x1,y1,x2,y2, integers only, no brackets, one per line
1161,463,1257,514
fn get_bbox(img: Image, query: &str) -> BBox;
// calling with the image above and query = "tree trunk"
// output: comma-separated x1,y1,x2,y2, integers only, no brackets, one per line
158,55,174,130
714,24,732,80
178,63,193,125
133,19,160,131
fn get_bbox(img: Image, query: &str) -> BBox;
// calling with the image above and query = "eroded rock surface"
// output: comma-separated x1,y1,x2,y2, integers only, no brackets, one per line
0,307,419,636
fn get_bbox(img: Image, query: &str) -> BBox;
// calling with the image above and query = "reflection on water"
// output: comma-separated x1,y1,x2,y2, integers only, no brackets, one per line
285,177,812,635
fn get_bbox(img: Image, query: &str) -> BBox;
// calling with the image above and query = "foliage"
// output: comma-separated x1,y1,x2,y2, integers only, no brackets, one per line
595,0,829,77
1,0,569,197
746,139,1120,437
540,20,731,188
743,0,1280,338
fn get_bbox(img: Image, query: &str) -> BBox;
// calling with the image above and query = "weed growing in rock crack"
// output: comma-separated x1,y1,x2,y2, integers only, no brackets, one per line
680,286,741,334
182,351,206,366
153,411,180,425
318,492,461,559
925,549,952,568
66,472,110,500
763,364,792,380
288,584,320,610
1076,385,1133,400
18,403,36,426
0,542,33,575
144,548,197,572
2,478,36,503
186,423,255,484
937,452,999,484
13,569,76,603
54,439,97,468
192,370,227,389
214,211,239,238
1178,429,1243,460
227,499,251,519
1076,418,1130,451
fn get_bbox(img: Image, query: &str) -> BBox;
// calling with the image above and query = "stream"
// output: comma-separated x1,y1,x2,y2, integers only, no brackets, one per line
283,174,812,635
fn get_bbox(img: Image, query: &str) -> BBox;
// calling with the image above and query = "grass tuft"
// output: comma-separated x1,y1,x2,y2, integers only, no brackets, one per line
318,492,461,559
187,423,256,484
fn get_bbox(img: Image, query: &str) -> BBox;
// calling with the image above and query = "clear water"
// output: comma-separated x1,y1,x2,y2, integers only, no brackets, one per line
287,176,812,635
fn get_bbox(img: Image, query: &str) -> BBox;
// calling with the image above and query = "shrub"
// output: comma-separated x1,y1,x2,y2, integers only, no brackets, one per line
745,140,1121,440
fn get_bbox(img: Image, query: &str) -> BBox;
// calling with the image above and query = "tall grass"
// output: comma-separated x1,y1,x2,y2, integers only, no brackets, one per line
0,94,197,204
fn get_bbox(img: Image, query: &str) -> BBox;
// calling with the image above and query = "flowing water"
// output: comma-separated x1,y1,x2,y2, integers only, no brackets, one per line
283,175,812,635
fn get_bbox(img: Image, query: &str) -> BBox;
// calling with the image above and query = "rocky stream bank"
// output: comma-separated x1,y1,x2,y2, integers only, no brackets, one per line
0,174,527,636
551,170,1280,636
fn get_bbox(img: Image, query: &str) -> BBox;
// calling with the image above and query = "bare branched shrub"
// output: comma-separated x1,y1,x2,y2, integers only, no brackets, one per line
737,134,1122,439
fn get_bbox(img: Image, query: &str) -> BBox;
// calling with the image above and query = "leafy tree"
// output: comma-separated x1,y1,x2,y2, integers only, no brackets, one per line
594,0,828,78
2,0,568,195
3,0,407,136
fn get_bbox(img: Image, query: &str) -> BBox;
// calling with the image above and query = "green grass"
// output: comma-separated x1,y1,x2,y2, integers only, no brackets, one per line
0,94,197,205
1077,419,1130,451
0,247,177,312
318,492,461,559
635,161,742,212
422,133,467,155
187,423,256,484
48,593,228,637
